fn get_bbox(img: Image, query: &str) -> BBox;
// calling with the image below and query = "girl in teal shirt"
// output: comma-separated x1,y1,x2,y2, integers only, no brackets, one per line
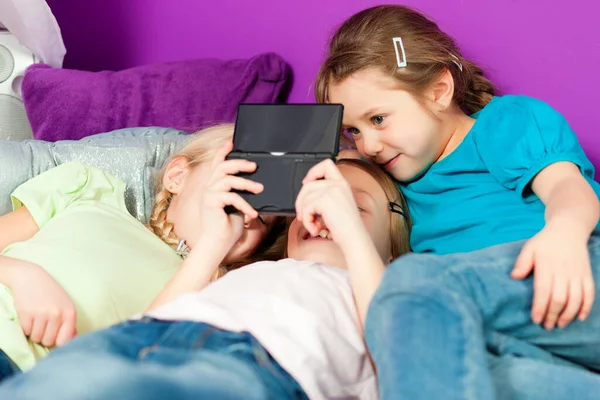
316,5,600,399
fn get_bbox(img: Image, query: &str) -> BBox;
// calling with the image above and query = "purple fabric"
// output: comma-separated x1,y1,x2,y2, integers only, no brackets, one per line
22,52,291,141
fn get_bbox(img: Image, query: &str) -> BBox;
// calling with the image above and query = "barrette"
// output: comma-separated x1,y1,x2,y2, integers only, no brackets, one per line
450,54,463,72
389,202,405,216
393,37,407,68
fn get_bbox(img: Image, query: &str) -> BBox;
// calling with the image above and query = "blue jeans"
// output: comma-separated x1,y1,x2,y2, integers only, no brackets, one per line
0,349,19,383
366,237,600,400
0,318,308,400
488,353,600,400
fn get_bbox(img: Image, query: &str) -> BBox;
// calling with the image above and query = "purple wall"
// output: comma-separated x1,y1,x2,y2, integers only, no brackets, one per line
47,0,599,166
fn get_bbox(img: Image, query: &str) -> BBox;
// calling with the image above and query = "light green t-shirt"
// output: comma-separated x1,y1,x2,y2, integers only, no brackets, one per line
0,161,181,371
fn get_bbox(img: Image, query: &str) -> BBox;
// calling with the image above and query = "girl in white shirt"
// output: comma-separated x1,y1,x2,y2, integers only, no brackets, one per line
0,150,411,400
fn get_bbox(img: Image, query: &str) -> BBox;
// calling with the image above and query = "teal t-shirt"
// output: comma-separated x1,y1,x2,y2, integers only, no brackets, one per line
401,95,600,255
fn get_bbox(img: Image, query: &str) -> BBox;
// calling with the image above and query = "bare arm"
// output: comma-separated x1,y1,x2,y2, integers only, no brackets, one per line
0,207,40,287
532,161,599,237
0,206,39,252
340,230,386,329
0,208,79,347
295,158,387,329
146,238,229,311
512,161,600,328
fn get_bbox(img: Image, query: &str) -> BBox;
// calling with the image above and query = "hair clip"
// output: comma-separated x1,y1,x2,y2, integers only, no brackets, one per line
389,202,405,216
176,239,190,259
393,37,407,68
450,54,463,72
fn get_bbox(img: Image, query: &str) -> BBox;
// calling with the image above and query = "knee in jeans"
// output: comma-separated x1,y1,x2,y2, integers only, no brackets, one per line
490,356,544,393
373,255,445,303
375,256,427,295
367,282,443,329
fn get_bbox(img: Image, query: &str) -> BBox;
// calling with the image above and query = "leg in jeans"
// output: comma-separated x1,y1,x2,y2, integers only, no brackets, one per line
0,317,172,397
0,349,20,383
365,236,600,400
489,353,600,400
0,318,307,400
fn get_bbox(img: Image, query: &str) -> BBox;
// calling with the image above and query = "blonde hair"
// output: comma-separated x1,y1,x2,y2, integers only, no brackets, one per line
148,123,288,277
337,158,411,259
316,5,495,115
149,124,235,249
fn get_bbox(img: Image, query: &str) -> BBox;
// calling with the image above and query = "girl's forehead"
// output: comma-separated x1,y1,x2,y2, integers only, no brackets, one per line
331,68,397,93
339,165,384,199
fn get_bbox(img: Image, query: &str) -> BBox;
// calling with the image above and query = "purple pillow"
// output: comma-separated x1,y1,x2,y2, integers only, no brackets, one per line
22,53,291,141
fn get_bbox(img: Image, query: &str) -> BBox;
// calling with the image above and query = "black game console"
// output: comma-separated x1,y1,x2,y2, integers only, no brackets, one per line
226,103,343,215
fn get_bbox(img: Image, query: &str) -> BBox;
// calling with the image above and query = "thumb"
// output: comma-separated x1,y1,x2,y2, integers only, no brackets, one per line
213,140,234,164
55,320,77,347
512,246,535,280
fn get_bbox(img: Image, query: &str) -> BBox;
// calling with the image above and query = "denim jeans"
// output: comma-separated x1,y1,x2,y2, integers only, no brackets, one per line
0,349,19,383
488,353,600,400
366,236,600,400
0,318,308,400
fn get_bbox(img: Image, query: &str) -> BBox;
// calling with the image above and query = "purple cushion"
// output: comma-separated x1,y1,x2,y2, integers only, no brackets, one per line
22,53,290,141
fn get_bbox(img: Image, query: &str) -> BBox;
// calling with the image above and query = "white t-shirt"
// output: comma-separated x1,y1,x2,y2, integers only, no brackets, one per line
146,259,377,400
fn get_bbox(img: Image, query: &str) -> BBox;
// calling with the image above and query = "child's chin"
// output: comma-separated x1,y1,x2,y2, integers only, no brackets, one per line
294,242,345,266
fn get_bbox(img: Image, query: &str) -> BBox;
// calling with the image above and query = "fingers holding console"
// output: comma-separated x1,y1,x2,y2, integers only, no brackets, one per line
193,141,266,249
295,159,364,245
205,140,264,220
215,141,362,247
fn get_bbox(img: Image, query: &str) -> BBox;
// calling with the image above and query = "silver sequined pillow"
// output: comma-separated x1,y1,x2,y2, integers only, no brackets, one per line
0,127,191,223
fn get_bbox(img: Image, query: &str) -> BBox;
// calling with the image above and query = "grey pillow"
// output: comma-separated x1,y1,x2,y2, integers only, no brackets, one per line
0,127,191,223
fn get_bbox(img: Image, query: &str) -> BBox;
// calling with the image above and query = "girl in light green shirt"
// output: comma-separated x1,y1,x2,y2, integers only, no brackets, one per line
0,124,286,378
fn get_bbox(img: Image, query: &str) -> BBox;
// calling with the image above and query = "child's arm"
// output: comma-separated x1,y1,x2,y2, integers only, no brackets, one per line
146,239,230,311
473,96,600,330
0,206,40,287
512,161,599,329
0,208,78,347
147,141,262,311
296,159,385,327
339,230,386,327
532,162,599,238
1,255,78,347
0,206,38,252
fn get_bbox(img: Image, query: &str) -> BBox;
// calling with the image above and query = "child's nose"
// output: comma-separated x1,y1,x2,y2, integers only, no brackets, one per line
362,133,383,156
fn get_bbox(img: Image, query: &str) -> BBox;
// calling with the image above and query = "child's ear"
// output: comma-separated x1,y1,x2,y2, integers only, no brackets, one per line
162,157,189,194
427,69,455,111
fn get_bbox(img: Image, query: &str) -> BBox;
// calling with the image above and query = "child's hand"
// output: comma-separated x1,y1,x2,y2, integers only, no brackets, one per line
295,159,364,248
195,141,263,250
512,226,594,330
9,259,77,347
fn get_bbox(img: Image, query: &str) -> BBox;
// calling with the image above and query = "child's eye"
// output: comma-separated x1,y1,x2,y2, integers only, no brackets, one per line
358,207,366,212
345,127,360,136
372,116,385,126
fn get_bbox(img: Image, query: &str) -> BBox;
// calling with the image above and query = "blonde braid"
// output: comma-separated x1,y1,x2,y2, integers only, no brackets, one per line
148,187,180,250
